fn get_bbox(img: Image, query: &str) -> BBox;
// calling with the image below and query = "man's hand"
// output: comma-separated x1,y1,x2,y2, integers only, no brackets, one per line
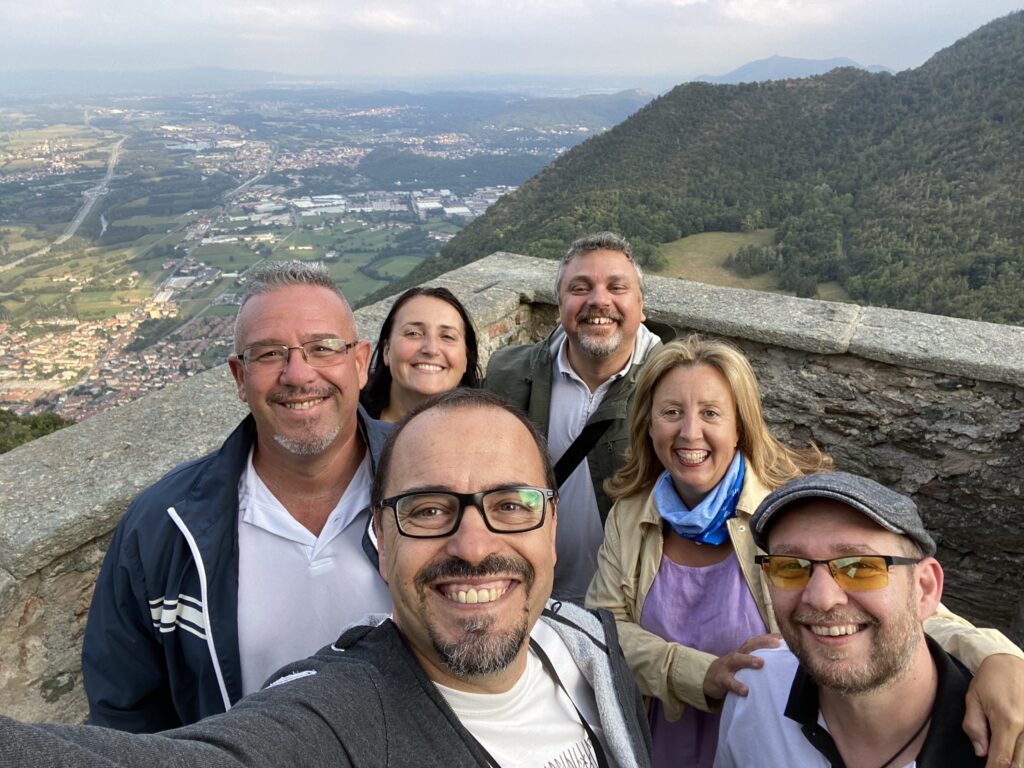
701,633,781,701
962,653,1024,768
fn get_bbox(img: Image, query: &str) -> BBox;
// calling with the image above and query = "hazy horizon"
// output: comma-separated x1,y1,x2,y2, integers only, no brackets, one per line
2,1,1020,88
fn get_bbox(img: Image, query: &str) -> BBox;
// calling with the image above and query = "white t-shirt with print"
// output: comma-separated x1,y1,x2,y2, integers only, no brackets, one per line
435,621,605,768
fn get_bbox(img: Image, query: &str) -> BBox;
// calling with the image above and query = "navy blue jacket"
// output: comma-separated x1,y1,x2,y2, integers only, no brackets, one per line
81,407,392,733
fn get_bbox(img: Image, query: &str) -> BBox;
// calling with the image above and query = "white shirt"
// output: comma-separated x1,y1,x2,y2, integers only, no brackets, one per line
236,450,392,694
715,643,921,768
435,620,604,768
548,325,656,603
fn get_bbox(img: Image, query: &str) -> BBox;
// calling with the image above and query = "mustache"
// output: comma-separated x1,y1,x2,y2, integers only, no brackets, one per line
793,608,877,626
416,554,533,587
267,385,339,404
576,308,624,323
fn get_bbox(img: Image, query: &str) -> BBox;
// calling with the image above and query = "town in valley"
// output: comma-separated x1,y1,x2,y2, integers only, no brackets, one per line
0,87,650,420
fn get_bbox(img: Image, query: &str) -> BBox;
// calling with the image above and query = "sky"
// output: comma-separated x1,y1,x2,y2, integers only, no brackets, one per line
1,0,1021,87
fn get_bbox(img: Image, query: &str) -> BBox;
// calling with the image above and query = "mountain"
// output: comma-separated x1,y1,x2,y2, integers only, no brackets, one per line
695,55,892,84
385,12,1024,325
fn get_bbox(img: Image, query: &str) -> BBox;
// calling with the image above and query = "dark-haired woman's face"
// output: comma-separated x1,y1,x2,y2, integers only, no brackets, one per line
384,295,468,399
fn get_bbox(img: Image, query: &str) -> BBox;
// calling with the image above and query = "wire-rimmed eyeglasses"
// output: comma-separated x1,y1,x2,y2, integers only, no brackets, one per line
237,338,358,371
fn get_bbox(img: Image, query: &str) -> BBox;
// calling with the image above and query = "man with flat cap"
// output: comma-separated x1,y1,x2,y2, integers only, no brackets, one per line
715,472,1024,768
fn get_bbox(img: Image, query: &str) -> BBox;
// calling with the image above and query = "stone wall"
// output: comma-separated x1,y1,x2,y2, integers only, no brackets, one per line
1,252,1021,723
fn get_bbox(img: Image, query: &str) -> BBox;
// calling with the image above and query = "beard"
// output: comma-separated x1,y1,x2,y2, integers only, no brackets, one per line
416,554,534,679
781,592,921,695
573,309,624,359
430,614,529,678
267,386,341,455
273,425,341,455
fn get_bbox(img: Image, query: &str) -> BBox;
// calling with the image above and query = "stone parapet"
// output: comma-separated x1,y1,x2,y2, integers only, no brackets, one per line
1,251,1021,723
0,368,248,724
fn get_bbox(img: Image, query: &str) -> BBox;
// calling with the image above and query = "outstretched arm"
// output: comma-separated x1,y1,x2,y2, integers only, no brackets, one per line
2,665,382,767
962,654,1024,768
924,603,1024,768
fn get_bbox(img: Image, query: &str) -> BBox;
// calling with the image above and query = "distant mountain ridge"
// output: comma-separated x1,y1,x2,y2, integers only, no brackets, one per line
0,67,315,97
696,54,892,84
402,11,1024,325
0,68,654,100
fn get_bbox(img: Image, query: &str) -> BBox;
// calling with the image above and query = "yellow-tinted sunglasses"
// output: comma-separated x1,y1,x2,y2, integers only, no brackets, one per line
755,554,920,591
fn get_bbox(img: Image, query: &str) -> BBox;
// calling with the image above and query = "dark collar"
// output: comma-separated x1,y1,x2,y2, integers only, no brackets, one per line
783,635,983,767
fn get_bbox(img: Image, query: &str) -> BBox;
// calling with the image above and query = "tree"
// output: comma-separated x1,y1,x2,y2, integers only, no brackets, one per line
0,409,75,454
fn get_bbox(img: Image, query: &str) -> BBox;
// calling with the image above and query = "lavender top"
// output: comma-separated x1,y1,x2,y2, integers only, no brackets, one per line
640,550,767,768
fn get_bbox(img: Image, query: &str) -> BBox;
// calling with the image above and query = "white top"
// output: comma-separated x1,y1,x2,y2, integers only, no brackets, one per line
236,450,392,694
548,324,657,603
436,620,604,768
714,643,919,768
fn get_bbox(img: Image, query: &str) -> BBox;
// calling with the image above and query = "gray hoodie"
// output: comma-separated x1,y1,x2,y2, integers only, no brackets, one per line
0,602,651,768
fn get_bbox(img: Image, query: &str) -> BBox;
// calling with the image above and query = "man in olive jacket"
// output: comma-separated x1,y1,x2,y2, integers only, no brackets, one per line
487,232,672,604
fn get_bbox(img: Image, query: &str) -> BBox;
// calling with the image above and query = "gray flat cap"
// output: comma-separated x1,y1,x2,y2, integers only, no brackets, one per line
751,471,937,556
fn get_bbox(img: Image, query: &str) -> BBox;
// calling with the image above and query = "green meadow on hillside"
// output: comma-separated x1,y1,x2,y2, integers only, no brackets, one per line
655,229,851,301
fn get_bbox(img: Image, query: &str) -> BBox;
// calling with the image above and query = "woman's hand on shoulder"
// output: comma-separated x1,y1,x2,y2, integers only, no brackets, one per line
701,633,781,702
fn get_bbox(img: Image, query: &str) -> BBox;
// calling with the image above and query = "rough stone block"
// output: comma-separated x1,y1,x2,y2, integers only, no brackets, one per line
853,306,1024,387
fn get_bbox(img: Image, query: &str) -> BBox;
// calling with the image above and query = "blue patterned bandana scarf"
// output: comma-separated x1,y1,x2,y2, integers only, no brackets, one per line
653,452,745,545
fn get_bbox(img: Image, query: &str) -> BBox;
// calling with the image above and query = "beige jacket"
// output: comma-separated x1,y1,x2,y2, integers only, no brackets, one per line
585,468,1023,722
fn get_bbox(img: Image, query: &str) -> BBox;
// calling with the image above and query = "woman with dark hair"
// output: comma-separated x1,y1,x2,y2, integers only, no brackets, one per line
361,287,480,422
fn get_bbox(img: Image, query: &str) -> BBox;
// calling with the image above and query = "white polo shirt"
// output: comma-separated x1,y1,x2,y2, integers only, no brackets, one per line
236,450,392,694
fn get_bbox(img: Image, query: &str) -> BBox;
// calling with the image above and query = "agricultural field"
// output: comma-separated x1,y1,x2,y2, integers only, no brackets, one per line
0,225,49,258
324,261,390,300
373,254,421,278
74,289,152,321
0,123,115,173
656,230,779,290
192,242,263,271
0,87,575,419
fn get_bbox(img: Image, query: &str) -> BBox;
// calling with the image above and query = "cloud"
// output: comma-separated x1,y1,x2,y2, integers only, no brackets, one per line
719,0,859,26
1,0,1020,80
351,7,428,32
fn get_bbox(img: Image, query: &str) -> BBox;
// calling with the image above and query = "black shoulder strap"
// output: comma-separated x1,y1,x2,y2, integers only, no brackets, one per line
530,639,610,768
554,419,612,488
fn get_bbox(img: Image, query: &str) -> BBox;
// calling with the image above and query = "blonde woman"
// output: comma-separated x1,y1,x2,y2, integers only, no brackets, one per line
586,335,1024,768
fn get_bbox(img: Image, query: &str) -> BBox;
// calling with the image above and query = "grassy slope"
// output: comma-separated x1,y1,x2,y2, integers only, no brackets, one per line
655,229,852,300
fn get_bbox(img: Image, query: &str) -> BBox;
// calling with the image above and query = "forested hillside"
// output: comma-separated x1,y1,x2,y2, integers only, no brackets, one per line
381,12,1024,324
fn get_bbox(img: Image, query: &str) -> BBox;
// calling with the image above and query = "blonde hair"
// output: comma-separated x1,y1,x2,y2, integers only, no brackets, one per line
606,335,832,500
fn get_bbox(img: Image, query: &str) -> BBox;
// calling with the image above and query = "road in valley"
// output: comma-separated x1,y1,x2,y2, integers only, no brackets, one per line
0,135,126,272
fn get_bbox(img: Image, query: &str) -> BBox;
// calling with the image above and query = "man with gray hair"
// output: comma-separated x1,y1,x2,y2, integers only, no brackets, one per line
487,232,673,603
82,261,393,733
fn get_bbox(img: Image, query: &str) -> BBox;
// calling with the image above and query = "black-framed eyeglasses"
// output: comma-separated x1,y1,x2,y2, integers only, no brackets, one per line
755,554,921,591
237,338,358,371
378,486,556,538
